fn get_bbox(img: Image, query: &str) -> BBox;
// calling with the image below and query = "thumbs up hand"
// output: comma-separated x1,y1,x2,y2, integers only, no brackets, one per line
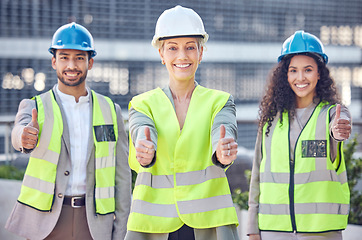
216,124,238,165
331,104,351,141
21,108,39,150
135,126,155,166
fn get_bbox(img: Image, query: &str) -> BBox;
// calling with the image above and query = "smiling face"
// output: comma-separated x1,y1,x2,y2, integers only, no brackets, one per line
287,55,320,108
52,49,93,90
158,37,203,83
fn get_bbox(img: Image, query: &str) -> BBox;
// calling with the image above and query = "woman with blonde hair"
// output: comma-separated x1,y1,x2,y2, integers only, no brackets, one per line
125,5,240,240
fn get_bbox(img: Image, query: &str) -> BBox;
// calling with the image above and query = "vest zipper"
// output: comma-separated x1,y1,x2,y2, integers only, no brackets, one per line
288,118,297,232
289,157,297,232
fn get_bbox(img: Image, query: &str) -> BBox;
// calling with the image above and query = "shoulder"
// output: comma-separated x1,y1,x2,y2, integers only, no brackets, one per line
130,88,165,107
18,98,36,110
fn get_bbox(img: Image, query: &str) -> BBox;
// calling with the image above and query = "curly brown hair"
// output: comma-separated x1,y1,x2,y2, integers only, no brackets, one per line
259,53,341,136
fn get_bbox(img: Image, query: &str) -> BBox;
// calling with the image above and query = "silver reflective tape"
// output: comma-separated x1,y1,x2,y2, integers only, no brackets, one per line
95,144,116,169
22,174,54,195
95,186,115,199
176,165,225,186
259,202,349,215
260,170,347,185
36,92,56,156
294,170,338,184
94,93,113,125
260,171,289,184
264,118,278,172
131,199,179,218
178,194,234,215
259,203,290,215
314,105,329,170
135,172,174,188
295,202,349,215
30,148,60,165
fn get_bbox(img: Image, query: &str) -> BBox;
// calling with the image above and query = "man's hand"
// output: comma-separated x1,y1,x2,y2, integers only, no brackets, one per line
135,127,155,167
331,104,351,141
21,108,39,150
216,124,238,165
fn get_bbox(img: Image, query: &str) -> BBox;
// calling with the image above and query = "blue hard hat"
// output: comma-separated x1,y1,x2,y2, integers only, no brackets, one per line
278,30,328,63
49,22,96,57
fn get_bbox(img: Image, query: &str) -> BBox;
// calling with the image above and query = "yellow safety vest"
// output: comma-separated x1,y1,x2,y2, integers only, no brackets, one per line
259,102,349,232
17,90,118,215
127,86,239,233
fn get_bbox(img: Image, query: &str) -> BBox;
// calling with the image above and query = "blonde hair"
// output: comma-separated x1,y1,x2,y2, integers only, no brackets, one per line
158,37,206,51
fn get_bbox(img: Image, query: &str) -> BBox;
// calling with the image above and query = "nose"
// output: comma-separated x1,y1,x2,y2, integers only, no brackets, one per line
177,49,187,60
67,59,76,69
297,71,304,81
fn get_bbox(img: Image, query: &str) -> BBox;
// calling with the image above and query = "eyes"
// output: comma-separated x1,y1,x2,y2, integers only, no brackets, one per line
167,45,197,51
288,68,313,73
59,56,86,61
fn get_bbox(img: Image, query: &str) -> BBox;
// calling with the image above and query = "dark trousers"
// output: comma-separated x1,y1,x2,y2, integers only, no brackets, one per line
168,224,195,240
44,205,93,240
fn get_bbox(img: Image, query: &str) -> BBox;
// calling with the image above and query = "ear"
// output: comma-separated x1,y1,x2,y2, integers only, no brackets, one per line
158,48,164,64
88,58,94,70
51,56,57,70
198,46,204,63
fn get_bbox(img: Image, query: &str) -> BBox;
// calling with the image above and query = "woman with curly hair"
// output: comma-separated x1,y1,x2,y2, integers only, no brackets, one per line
247,31,352,240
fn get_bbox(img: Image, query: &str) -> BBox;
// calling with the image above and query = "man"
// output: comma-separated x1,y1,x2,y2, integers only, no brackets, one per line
5,22,131,240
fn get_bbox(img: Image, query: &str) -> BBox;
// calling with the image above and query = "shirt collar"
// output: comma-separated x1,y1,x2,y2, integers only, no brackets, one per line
55,84,90,104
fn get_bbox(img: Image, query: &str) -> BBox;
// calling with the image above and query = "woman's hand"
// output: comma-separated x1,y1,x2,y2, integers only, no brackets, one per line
332,104,351,141
216,124,238,165
135,127,155,167
249,234,261,240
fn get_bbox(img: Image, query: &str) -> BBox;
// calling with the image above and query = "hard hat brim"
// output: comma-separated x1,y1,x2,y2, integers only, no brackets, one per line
48,44,97,57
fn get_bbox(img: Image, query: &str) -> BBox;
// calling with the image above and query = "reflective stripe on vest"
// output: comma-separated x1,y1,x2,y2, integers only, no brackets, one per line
91,90,118,214
17,90,118,214
259,102,350,233
127,86,239,233
17,90,62,211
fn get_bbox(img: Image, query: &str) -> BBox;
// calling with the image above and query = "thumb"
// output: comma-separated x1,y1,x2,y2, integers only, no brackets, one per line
335,104,341,121
28,108,39,129
144,126,151,141
32,108,38,123
220,124,226,139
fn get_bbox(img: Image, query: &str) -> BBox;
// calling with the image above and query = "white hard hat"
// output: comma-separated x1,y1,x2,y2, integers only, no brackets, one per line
151,5,209,48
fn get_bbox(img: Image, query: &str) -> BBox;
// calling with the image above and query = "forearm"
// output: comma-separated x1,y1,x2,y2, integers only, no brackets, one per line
247,131,262,235
211,96,237,165
128,106,158,149
113,105,131,239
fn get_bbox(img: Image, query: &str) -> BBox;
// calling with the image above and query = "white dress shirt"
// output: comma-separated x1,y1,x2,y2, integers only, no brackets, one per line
56,85,90,196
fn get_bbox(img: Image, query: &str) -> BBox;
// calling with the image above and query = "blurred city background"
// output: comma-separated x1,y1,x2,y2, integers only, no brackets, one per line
1,0,362,182
0,0,361,238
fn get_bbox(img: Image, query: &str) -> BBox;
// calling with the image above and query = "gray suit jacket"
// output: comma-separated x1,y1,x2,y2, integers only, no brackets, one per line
5,86,131,240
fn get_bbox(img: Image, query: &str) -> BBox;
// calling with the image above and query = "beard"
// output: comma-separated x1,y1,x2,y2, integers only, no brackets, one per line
57,70,88,87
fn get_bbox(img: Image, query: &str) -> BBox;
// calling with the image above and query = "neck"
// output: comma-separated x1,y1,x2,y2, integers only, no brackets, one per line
58,82,87,103
169,80,195,102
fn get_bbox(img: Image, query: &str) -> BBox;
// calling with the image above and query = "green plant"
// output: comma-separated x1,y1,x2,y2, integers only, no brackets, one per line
232,169,251,210
0,165,25,180
344,136,362,225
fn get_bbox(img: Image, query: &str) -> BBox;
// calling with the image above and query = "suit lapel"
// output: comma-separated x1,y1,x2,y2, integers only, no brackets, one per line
86,90,94,164
53,86,71,156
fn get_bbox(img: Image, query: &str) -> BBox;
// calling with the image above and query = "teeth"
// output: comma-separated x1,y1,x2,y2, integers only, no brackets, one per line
66,73,78,77
175,64,190,68
296,84,308,88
